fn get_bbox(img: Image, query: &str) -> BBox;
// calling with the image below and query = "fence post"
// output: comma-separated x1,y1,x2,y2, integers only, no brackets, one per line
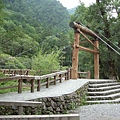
31,79,34,93
46,78,49,88
59,74,62,83
68,68,71,80
37,79,40,91
70,68,72,79
65,73,67,80
87,71,91,79
54,75,57,85
18,78,22,93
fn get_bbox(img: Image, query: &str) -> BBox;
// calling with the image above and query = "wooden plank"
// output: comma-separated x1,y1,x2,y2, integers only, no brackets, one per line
0,85,18,90
78,45,99,54
80,31,99,51
0,76,20,82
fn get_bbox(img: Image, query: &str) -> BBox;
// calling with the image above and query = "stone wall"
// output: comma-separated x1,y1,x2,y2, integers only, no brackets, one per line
0,83,88,115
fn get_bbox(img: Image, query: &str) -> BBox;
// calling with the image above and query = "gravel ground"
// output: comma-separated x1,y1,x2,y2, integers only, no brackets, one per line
73,104,120,120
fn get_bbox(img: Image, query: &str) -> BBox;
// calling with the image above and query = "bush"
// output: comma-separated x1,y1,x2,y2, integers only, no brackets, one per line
32,50,61,75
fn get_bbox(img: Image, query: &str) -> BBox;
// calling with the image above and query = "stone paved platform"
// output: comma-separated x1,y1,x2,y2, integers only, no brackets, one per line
0,79,91,101
0,79,115,101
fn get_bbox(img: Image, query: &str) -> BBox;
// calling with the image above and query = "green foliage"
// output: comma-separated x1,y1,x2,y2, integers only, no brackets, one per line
0,53,26,69
0,0,70,69
0,80,18,94
32,50,61,75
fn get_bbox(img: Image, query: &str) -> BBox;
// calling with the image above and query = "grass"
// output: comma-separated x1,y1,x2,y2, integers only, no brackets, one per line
80,94,88,106
0,72,31,94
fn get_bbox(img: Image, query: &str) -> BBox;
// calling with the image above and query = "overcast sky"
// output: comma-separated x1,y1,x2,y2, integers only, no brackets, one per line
58,0,96,9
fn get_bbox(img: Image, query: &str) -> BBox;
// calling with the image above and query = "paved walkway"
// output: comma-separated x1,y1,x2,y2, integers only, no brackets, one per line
73,104,120,120
1,79,120,120
0,79,91,101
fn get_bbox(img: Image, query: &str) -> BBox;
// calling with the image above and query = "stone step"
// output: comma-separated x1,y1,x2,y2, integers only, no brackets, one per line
87,88,120,96
89,82,120,88
86,98,120,104
87,92,120,100
89,80,117,84
88,85,120,92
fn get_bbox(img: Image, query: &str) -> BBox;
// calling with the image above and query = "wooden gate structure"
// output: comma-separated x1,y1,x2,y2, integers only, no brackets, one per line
70,22,99,79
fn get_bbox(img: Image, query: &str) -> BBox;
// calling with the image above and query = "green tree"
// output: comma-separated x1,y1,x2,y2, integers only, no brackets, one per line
32,50,61,75
70,0,120,79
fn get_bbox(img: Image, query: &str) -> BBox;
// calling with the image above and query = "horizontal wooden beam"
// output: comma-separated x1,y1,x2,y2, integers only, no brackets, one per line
69,22,97,38
0,100,42,107
77,45,99,54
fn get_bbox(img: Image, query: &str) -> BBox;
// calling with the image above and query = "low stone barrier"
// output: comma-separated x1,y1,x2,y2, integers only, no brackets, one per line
0,114,80,120
0,83,88,115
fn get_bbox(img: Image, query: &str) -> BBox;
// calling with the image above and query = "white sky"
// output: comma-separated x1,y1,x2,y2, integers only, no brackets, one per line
58,0,96,9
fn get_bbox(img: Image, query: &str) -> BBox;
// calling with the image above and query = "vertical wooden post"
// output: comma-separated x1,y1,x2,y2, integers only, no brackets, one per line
66,68,70,80
94,39,99,79
18,79,22,93
59,74,62,83
87,71,91,79
31,79,34,93
54,76,57,85
46,78,49,88
71,31,80,79
37,79,40,91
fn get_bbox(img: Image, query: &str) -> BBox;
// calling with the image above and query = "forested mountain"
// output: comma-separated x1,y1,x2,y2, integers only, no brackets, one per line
0,0,70,71
4,0,69,31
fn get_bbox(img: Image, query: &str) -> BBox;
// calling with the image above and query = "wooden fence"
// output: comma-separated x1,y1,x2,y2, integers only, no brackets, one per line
0,69,30,76
0,69,90,94
0,69,71,94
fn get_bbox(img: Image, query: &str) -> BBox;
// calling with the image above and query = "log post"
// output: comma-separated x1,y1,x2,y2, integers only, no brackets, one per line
18,78,22,93
94,39,99,79
54,76,57,85
59,74,62,83
46,78,49,88
31,79,34,93
87,71,91,79
71,31,80,79
37,79,40,91
66,68,70,80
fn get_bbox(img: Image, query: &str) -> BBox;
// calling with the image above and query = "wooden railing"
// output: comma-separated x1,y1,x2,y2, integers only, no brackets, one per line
0,69,71,94
78,71,91,79
0,69,30,76
0,69,91,79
